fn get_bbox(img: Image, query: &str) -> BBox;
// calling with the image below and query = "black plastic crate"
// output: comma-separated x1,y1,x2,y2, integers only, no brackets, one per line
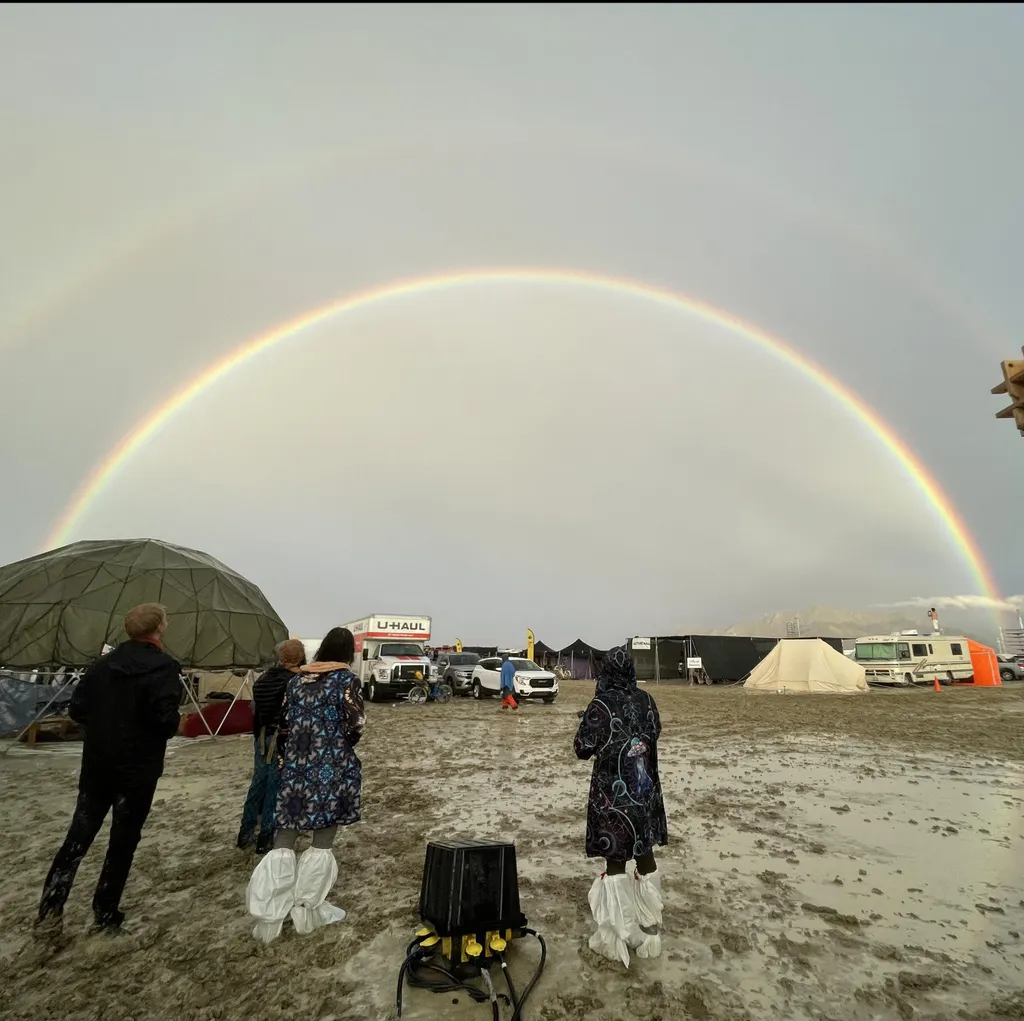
419,839,526,937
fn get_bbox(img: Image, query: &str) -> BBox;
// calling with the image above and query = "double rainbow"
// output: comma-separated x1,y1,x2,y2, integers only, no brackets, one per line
43,266,1000,603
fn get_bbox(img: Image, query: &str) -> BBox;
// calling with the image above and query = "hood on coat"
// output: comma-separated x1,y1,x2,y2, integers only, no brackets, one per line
596,645,637,693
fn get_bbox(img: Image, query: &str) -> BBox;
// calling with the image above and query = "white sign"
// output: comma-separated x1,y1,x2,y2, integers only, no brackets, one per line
632,637,651,651
686,657,703,670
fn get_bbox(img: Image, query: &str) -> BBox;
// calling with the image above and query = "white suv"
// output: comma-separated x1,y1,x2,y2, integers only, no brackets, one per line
471,657,558,704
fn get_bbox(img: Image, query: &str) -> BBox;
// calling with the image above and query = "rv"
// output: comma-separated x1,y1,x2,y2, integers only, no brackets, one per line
854,632,973,686
344,614,433,702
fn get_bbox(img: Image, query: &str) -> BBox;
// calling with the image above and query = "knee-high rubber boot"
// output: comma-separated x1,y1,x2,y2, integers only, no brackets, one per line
587,873,635,968
632,869,663,959
290,847,347,935
245,848,297,943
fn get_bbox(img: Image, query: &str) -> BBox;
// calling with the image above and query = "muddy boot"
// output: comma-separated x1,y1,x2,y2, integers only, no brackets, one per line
255,830,274,856
33,907,64,939
631,868,663,959
246,848,297,943
587,873,635,968
93,908,126,935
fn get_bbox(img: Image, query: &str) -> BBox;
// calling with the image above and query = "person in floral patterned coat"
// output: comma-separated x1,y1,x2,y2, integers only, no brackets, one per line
245,627,365,942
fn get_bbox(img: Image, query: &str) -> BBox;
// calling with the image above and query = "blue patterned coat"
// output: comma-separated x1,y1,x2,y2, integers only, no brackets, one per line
274,665,365,831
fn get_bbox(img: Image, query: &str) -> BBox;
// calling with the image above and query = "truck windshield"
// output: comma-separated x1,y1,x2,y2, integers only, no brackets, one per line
379,643,424,657
855,643,897,661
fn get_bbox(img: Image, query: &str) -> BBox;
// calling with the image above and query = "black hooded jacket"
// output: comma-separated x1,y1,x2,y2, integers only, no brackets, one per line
69,640,182,786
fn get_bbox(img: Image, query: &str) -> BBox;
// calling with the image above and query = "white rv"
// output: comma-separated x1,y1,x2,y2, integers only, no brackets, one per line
344,614,433,702
854,632,973,686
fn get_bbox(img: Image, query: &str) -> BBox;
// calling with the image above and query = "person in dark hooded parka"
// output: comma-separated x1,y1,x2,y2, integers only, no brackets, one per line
574,644,667,967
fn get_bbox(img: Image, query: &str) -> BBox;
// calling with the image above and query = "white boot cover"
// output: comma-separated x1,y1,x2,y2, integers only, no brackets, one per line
633,870,663,959
290,847,347,935
246,848,297,943
587,874,635,968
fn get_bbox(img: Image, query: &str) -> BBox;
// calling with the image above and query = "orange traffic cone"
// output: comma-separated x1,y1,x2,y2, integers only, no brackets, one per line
933,678,941,692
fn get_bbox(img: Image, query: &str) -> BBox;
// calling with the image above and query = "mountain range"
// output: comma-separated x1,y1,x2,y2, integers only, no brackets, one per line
713,605,1011,649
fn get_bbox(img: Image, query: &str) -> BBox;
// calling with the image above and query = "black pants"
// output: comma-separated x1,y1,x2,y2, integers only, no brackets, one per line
606,851,657,876
39,775,158,926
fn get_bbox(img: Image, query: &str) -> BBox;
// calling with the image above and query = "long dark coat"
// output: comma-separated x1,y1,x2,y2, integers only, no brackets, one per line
573,646,668,861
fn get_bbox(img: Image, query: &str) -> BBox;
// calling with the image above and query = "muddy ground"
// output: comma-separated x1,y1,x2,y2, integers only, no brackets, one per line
2,681,1024,1021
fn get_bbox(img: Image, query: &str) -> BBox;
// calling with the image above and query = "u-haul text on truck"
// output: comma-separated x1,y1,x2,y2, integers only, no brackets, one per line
345,614,432,702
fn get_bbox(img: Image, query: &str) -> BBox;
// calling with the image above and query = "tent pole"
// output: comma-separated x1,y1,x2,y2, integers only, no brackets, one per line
654,639,661,685
0,673,79,757
211,670,254,738
180,673,216,740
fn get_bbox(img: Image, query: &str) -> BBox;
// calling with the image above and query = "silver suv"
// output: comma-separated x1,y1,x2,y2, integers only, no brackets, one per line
997,654,1024,682
436,652,481,695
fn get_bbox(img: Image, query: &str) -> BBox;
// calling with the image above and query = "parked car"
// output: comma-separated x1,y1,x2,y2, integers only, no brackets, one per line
436,652,481,695
997,654,1024,682
471,656,558,704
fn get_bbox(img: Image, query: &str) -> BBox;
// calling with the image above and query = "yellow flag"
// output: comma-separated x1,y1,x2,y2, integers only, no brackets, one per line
455,638,463,653
526,629,535,662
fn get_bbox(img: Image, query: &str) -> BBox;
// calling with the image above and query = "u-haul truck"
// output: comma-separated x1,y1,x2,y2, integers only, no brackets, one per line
345,614,432,702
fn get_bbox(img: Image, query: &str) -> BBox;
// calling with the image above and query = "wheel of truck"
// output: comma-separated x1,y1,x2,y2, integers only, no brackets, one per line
904,673,913,685
943,672,954,686
436,684,453,705
472,680,482,700
1001,668,1015,682
542,696,555,705
367,680,379,703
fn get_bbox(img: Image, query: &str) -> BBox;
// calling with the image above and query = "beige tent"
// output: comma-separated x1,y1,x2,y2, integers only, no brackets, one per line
744,638,868,693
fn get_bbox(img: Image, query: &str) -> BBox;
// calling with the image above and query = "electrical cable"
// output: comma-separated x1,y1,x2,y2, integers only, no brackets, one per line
498,952,519,1016
510,930,547,1021
396,930,546,1020
480,966,501,1021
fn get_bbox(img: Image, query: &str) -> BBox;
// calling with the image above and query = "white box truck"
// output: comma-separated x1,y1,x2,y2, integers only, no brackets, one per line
344,614,433,702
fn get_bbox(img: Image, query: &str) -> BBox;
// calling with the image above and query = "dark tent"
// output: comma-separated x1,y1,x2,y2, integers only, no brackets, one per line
0,538,288,670
631,634,848,683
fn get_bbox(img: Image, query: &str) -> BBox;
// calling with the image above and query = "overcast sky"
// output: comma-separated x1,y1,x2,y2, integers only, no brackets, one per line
1,4,1022,647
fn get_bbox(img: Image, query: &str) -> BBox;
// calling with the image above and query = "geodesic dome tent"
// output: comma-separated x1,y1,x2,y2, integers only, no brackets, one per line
0,538,288,669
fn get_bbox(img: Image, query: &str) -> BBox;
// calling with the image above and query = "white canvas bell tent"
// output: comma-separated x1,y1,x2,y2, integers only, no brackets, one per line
743,638,868,694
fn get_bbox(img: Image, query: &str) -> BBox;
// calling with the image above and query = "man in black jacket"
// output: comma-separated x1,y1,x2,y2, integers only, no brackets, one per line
37,603,182,932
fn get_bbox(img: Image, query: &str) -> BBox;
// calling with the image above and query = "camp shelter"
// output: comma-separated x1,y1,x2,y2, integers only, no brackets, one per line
630,635,845,683
967,639,1001,687
0,538,287,669
743,638,868,693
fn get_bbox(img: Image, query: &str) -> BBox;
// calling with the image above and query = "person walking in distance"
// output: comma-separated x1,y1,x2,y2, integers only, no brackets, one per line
37,604,182,933
245,627,365,942
236,639,306,854
499,653,518,711
574,645,667,967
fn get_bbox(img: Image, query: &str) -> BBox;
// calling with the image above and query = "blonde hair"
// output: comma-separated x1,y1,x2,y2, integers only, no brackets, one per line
124,603,168,640
277,638,305,670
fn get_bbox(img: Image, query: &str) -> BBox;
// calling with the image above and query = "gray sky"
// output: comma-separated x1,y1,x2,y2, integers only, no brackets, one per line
2,4,1022,647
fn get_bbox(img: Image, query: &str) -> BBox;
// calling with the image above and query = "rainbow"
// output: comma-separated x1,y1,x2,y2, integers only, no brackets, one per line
43,266,1001,601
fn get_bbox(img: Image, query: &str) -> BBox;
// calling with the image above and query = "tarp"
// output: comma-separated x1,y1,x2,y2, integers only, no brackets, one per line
744,638,868,693
0,538,288,670
180,698,254,739
967,639,1001,687
0,671,78,734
